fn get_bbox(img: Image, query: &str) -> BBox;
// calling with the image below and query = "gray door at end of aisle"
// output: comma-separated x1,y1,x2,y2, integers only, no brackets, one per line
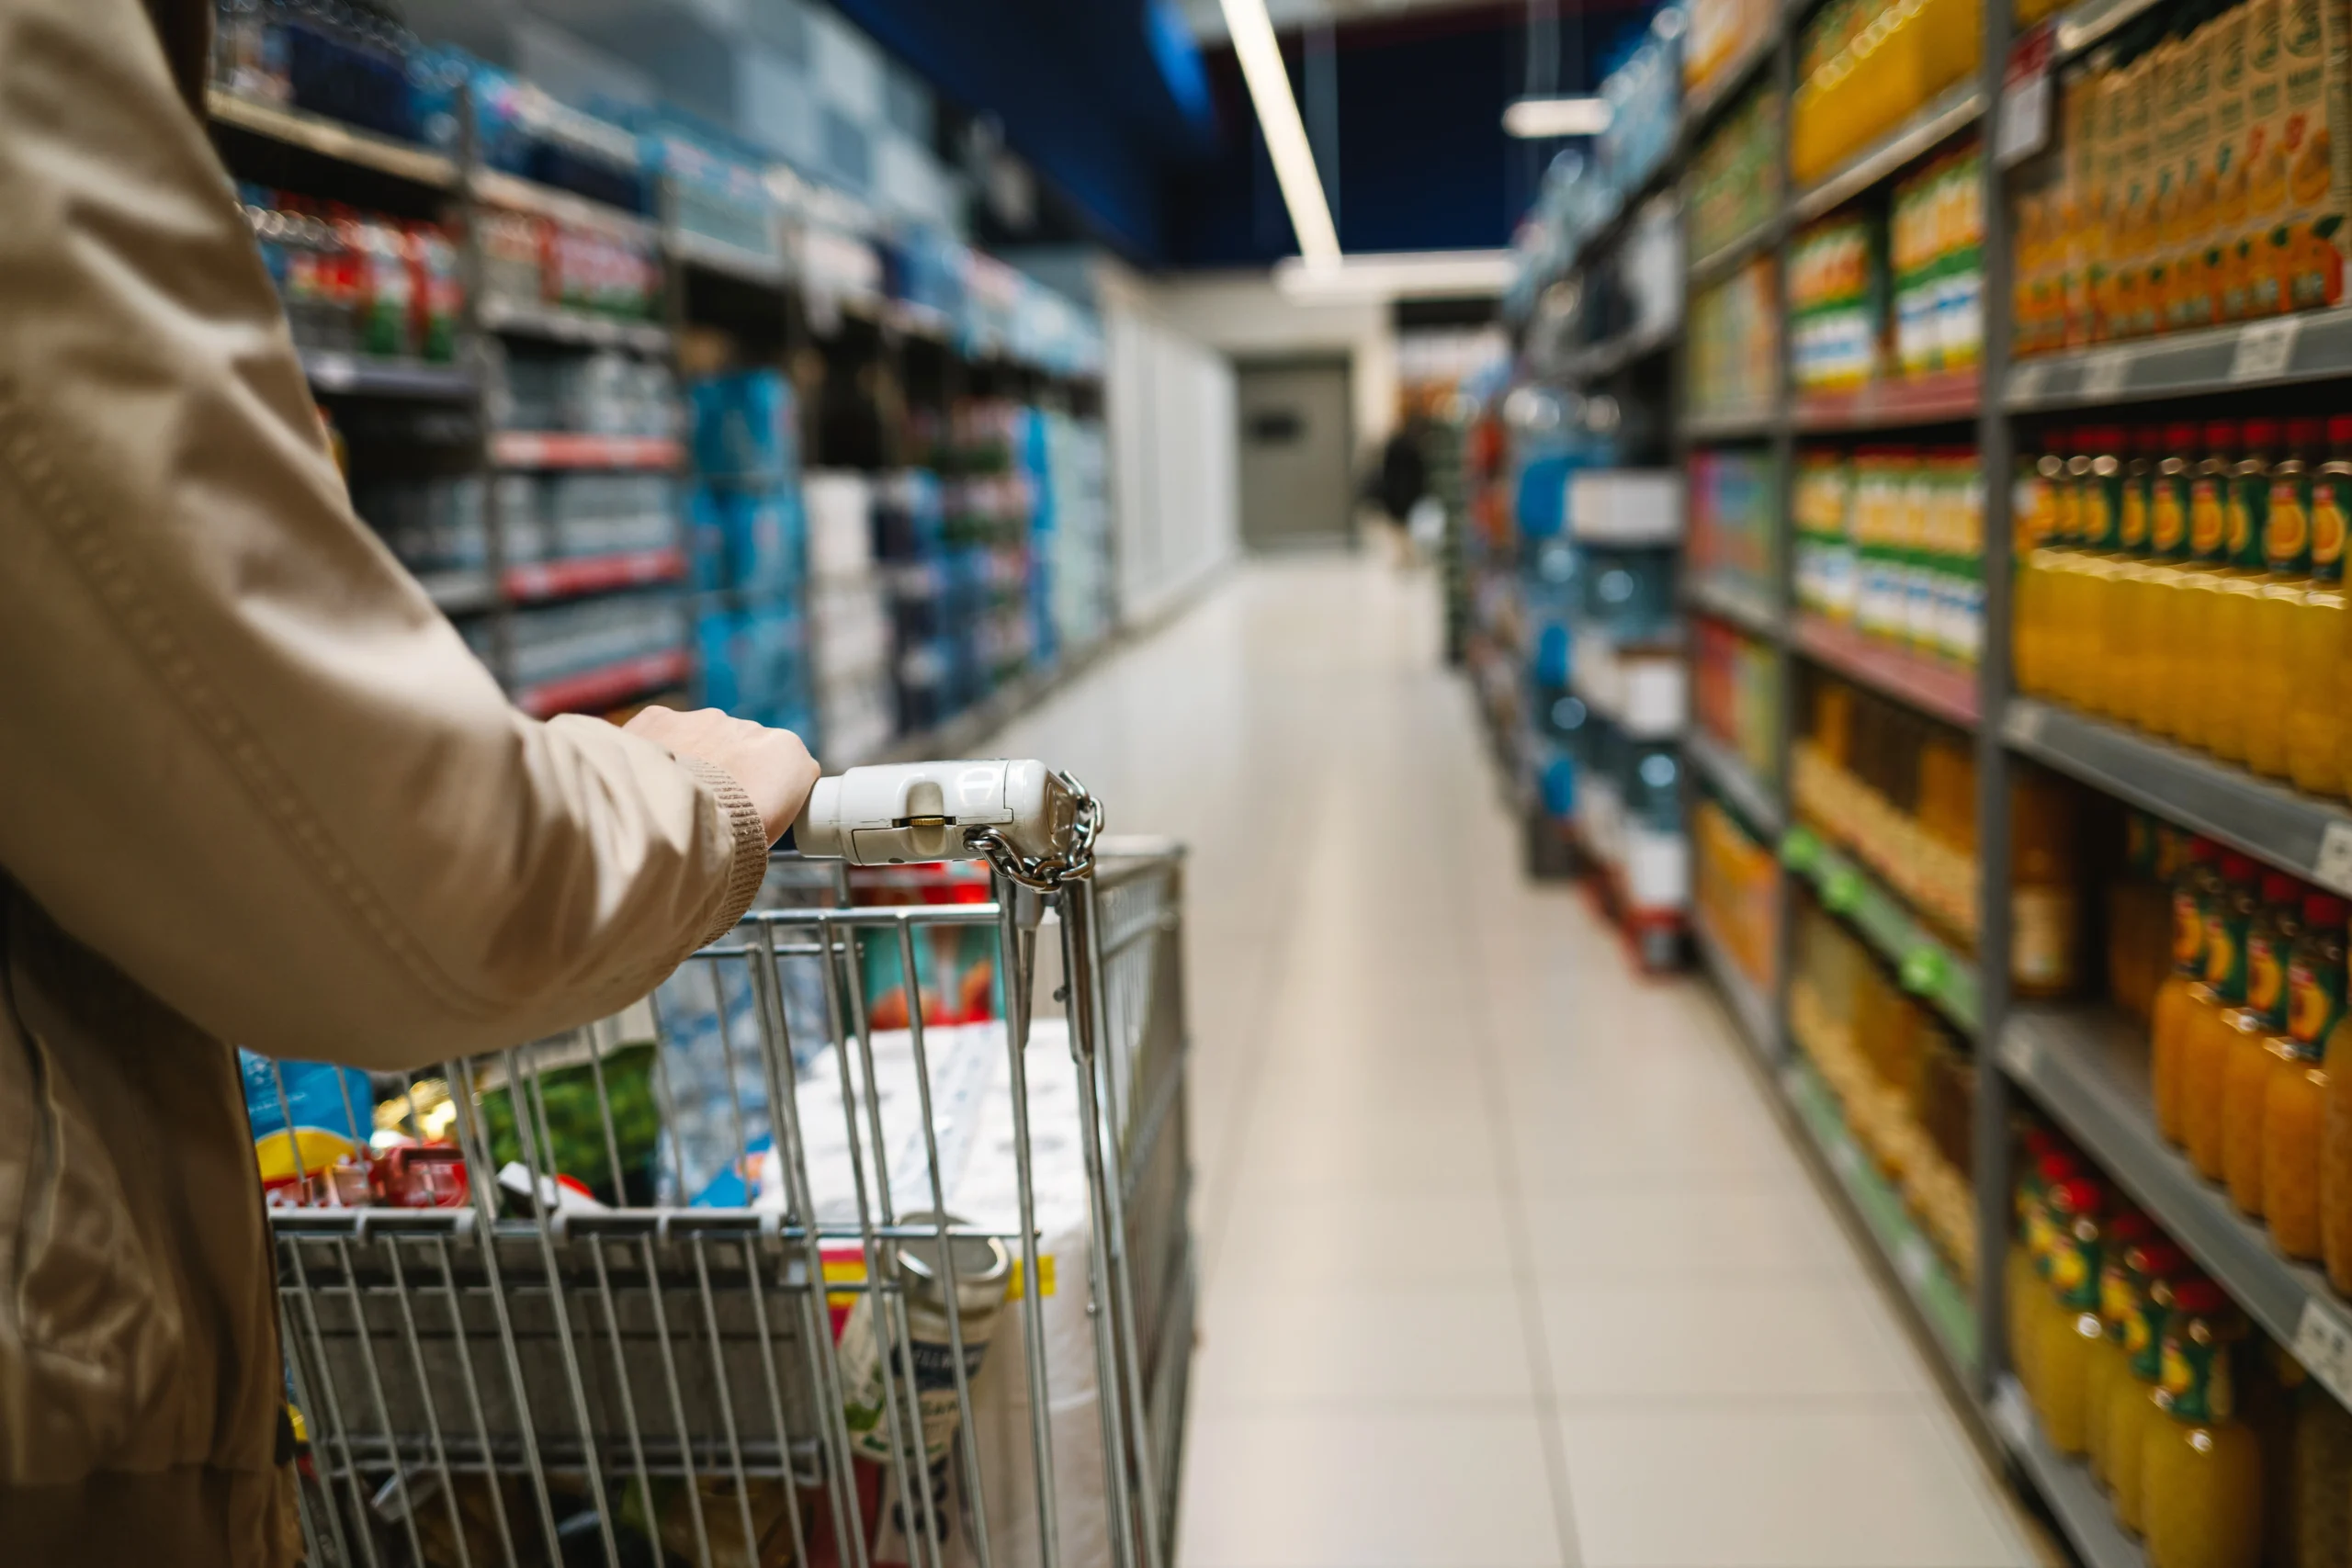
1237,359,1353,550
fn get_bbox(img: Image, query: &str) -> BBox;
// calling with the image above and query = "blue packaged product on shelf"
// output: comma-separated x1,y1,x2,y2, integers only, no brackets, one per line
725,490,797,596
687,485,728,592
695,607,752,714
1532,618,1573,689
1625,743,1683,834
1582,547,1679,644
690,371,797,482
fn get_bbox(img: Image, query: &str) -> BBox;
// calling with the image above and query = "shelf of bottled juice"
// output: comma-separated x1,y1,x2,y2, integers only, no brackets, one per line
2012,418,2352,812
2007,1107,2352,1568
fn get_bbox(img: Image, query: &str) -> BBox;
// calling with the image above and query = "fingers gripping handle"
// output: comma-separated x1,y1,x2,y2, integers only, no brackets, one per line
790,760,1099,884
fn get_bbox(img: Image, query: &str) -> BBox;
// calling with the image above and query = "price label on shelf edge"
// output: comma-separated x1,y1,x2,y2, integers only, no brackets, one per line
2231,316,2302,383
1997,1028,2038,1079
2080,351,2131,401
2294,1297,2352,1404
2008,360,2049,405
1996,26,2055,169
2313,821,2352,897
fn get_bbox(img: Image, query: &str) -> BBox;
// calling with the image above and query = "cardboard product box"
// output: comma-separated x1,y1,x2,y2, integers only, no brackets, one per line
2243,0,2290,314
2144,39,2185,335
2260,0,2352,311
2064,66,2103,347
2107,69,2144,338
2212,2,2256,321
2173,19,2218,331
2116,53,2159,338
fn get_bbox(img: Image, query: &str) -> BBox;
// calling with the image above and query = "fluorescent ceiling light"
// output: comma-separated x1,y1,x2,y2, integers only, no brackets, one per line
1503,96,1612,138
1272,249,1516,301
1219,0,1341,265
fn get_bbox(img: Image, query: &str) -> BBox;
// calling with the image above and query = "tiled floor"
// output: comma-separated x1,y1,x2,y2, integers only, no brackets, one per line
989,555,2041,1568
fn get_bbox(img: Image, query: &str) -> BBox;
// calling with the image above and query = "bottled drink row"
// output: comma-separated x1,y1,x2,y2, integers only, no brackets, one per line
2014,417,2349,796
239,186,461,363
2011,1120,2352,1568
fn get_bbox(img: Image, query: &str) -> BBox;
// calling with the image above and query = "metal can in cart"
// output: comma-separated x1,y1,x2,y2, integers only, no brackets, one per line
255,761,1195,1568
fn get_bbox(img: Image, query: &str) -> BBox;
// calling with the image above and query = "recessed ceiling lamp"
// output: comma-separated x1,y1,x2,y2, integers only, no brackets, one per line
1218,0,1341,266
1502,96,1613,138
1272,250,1517,301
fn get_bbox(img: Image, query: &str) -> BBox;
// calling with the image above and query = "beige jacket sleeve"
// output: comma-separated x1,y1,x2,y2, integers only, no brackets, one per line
0,0,773,1071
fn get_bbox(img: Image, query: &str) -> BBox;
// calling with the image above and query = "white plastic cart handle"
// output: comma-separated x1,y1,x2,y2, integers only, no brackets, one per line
791,760,1094,875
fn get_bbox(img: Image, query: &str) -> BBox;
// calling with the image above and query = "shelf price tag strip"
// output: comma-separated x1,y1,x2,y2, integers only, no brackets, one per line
2314,822,2352,897
1996,24,2056,168
2295,1298,2352,1405
2080,351,2130,401
2233,317,2304,382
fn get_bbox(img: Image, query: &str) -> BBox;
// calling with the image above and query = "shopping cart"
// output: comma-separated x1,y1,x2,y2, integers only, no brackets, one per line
258,761,1194,1568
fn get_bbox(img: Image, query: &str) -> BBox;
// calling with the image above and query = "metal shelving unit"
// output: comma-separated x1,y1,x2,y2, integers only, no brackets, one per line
1685,570,1781,638
1792,612,1984,728
1694,911,1780,1055
1783,826,1981,1032
1656,0,2352,1548
1988,1380,2149,1568
1688,725,1784,835
1998,1009,2352,1404
2006,700,2352,896
210,81,1114,747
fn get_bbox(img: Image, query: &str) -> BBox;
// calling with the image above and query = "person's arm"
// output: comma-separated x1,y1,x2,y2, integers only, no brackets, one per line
0,0,813,1070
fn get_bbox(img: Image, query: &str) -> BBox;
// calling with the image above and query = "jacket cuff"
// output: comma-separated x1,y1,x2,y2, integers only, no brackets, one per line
679,757,770,945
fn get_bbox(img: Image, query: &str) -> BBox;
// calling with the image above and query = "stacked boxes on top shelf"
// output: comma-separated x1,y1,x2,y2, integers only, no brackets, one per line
805,472,895,767
472,95,687,717
688,370,811,737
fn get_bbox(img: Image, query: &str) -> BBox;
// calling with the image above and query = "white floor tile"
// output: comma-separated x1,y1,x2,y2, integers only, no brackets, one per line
1178,1408,1566,1568
1555,1401,2037,1568
1191,1281,1540,1408
1539,1279,1931,1401
1523,1187,1868,1281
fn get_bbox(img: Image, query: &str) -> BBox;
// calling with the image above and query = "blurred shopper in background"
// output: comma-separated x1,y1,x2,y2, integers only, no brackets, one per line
0,3,817,1561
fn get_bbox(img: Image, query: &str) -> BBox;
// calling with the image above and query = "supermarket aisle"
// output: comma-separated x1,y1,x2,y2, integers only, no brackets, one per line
988,555,2041,1568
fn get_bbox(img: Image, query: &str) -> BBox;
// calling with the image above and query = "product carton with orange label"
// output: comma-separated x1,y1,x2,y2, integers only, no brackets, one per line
2173,17,2218,330
2113,54,2159,336
2145,39,2184,333
2245,0,2352,313
2212,2,2255,320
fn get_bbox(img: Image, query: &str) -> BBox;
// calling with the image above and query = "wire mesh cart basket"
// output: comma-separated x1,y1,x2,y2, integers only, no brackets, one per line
256,762,1195,1568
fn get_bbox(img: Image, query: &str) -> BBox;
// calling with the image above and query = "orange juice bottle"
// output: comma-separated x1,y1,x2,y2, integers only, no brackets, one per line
2156,836,2222,1145
2222,870,2301,1214
2244,418,2319,778
2012,769,2084,1000
2076,425,2132,718
2034,1176,2109,1452
2187,852,2260,1179
2173,422,2241,753
2288,414,2352,795
2266,891,2346,1260
2048,429,2094,706
2207,419,2284,764
2088,1207,2158,1485
2134,422,2204,736
2004,444,2060,695
2142,1279,2265,1568
2109,1240,2195,1534
2019,1146,2085,1404
2110,427,2163,721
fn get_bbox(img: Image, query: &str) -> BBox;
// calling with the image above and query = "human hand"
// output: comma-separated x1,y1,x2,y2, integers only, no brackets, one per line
624,706,820,845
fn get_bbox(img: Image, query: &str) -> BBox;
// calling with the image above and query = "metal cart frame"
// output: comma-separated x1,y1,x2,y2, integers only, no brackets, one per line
260,802,1193,1568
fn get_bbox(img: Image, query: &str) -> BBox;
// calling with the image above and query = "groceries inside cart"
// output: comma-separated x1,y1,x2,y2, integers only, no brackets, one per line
247,762,1194,1568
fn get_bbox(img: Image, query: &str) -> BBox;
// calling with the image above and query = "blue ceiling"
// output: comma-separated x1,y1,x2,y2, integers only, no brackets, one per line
831,0,1655,268
829,0,1220,260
